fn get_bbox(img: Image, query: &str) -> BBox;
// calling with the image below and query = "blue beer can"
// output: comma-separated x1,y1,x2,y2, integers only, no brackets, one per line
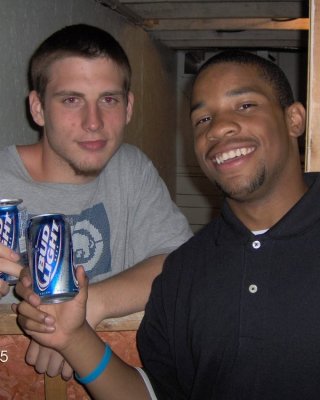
26,213,79,303
0,199,28,284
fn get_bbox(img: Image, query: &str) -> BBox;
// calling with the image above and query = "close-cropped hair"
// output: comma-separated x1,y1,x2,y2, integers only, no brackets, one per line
29,23,132,104
195,50,295,109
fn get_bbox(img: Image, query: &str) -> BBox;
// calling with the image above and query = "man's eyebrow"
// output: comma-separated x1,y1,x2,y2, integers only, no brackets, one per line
53,90,84,97
190,101,204,116
100,90,126,97
225,86,261,97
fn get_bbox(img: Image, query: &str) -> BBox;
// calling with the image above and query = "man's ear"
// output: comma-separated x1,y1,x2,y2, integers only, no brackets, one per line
29,90,45,127
286,101,306,138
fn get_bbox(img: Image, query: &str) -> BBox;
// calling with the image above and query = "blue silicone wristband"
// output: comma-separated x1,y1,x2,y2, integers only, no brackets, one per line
75,344,112,385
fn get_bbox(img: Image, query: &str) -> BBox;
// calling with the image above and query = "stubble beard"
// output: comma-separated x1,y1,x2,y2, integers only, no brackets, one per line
68,159,106,178
215,164,266,202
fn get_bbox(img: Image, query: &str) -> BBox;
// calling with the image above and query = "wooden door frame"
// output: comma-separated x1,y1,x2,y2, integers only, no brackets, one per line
305,0,320,171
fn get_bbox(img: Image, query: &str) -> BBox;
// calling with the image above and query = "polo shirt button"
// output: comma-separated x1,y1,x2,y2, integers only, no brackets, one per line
249,284,258,293
252,240,261,249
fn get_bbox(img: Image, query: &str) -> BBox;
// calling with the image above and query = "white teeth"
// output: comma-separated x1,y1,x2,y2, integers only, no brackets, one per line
214,147,254,165
229,150,236,158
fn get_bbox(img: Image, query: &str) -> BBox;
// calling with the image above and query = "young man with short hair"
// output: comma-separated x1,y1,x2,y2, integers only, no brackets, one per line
0,24,192,379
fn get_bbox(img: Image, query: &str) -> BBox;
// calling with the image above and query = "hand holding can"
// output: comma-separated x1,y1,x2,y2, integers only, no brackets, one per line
26,213,79,304
0,199,28,284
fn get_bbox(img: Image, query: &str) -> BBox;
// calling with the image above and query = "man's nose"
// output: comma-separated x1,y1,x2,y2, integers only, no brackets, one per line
206,115,239,142
82,103,104,132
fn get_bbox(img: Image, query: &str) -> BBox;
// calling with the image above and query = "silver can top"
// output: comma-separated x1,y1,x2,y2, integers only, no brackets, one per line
0,199,23,206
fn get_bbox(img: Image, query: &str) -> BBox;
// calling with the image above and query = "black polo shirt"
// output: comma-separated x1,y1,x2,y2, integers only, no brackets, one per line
138,173,320,399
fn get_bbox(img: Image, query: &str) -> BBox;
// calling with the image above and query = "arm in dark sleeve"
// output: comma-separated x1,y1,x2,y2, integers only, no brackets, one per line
136,254,187,400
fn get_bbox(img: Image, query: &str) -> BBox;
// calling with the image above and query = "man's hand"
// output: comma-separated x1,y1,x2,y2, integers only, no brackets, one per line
15,267,84,379
26,340,73,380
13,266,88,351
0,243,23,299
15,267,40,309
0,279,9,299
16,269,73,379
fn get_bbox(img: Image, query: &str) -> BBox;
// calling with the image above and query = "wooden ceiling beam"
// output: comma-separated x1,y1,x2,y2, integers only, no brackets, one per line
121,0,305,3
119,2,308,19
153,29,306,40
144,17,309,31
159,38,307,49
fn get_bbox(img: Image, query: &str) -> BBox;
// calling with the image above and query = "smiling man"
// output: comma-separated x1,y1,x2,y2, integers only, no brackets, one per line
15,50,320,400
190,53,306,228
137,51,317,399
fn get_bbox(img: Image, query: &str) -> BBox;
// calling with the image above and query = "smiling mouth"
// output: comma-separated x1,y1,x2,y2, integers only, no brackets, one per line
213,146,255,165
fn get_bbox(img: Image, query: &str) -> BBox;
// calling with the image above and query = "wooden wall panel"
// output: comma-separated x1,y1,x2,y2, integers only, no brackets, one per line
305,0,320,171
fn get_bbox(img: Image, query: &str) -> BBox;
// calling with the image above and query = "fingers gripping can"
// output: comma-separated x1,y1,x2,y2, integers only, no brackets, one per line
27,213,79,303
0,199,28,283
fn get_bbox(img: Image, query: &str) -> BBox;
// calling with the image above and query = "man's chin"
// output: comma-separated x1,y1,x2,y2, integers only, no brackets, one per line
216,177,265,202
74,169,101,178
70,162,105,178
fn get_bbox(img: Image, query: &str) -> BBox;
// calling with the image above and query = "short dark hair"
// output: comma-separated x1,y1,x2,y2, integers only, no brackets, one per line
195,50,294,108
29,24,132,103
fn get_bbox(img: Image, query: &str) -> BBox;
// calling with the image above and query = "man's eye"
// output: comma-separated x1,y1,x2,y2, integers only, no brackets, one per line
63,97,79,104
102,96,119,105
239,103,255,110
195,116,211,127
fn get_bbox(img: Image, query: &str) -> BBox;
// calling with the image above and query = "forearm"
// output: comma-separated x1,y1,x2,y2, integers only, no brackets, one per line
87,254,166,325
63,322,150,400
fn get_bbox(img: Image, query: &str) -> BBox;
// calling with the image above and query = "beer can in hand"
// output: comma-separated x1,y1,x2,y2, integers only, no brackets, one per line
26,213,79,303
0,198,28,284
